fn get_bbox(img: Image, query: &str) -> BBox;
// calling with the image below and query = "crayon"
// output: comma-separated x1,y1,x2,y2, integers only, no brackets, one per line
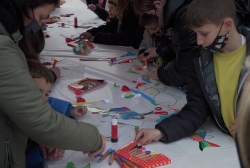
109,150,115,165
98,148,112,163
52,59,57,68
115,156,128,168
119,156,138,168
135,126,139,135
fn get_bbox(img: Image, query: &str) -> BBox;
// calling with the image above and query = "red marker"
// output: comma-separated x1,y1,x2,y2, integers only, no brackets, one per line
52,59,57,68
111,118,118,142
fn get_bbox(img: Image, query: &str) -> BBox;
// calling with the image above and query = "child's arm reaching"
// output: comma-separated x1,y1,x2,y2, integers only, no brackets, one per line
48,97,74,118
70,106,87,117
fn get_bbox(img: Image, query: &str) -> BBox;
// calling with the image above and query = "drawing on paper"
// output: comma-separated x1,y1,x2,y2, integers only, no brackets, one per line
137,85,186,112
188,130,220,151
101,107,143,120
59,67,85,79
175,119,235,154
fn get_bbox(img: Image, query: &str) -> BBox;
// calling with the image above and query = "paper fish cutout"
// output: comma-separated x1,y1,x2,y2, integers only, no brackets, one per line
189,131,220,151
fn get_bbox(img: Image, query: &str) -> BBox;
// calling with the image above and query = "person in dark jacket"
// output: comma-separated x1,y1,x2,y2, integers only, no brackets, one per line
135,0,250,145
80,0,144,49
134,0,250,87
86,0,106,8
87,0,116,21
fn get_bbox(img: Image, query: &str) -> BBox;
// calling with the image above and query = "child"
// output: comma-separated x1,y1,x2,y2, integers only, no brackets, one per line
26,59,87,168
138,14,176,66
134,0,250,145
87,0,115,22
80,0,144,49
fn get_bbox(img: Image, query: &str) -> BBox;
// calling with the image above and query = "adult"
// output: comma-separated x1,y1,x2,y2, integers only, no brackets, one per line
0,0,105,167
134,0,250,87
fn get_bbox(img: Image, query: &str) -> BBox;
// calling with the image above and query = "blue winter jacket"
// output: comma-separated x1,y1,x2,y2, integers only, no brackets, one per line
25,97,73,168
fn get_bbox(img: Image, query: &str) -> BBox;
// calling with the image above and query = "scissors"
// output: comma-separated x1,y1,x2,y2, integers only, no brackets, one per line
153,107,169,115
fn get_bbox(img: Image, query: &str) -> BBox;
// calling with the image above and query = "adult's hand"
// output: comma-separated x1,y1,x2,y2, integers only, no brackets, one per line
144,47,158,60
83,134,106,157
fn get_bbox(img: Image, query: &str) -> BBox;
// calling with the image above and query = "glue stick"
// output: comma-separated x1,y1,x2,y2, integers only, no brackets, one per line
111,118,118,142
74,17,78,28
143,52,148,68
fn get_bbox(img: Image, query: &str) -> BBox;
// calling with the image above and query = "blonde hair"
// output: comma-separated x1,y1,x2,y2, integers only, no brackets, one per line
116,0,134,20
237,56,250,168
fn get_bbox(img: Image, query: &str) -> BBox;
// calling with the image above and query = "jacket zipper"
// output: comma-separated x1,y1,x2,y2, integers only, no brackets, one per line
196,58,229,134
5,140,12,168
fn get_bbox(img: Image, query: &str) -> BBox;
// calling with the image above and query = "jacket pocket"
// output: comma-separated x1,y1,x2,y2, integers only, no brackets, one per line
5,140,12,168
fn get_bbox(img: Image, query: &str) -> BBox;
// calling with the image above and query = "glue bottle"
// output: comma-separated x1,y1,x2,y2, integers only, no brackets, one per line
143,52,148,68
111,118,118,143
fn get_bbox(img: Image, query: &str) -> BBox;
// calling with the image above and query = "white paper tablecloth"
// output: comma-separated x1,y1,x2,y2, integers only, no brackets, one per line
42,0,240,167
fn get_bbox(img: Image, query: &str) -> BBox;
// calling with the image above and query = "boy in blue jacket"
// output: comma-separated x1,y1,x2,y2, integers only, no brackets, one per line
26,59,87,168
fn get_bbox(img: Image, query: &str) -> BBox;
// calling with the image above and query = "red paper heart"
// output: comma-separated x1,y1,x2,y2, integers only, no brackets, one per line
121,85,130,92
76,97,85,103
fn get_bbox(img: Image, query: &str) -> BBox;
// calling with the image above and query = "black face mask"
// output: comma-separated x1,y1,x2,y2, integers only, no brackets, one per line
24,19,41,37
24,10,41,37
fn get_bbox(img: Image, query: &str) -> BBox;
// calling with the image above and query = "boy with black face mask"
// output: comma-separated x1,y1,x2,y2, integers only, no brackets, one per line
134,0,250,145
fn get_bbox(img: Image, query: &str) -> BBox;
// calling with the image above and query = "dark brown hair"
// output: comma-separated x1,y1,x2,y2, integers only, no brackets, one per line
186,0,236,28
27,59,54,83
108,0,117,6
133,0,156,15
139,13,158,27
116,0,134,19
19,29,45,60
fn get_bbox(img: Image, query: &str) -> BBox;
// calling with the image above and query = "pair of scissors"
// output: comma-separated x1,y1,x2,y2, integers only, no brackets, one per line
153,107,169,115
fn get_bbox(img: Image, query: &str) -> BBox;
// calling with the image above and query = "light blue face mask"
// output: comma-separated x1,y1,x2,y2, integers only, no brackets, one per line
24,19,41,37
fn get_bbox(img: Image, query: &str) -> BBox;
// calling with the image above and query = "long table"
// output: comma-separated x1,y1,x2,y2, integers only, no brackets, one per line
42,0,240,167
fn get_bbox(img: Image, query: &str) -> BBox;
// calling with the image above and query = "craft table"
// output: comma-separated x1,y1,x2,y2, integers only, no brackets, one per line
42,0,240,168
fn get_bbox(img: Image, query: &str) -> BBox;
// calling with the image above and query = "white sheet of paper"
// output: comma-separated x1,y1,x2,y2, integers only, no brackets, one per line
58,66,85,79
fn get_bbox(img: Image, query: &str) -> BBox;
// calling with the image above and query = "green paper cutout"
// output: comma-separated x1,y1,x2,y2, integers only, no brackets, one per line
66,162,75,168
155,82,161,86
83,163,91,168
125,95,134,99
151,102,159,106
127,69,139,74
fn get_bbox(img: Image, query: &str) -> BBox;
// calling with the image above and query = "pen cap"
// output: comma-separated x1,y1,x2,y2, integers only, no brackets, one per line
112,118,117,125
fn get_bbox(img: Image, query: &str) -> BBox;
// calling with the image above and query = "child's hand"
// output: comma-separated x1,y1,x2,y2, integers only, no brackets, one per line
229,118,238,135
88,4,97,11
38,145,64,159
89,36,95,43
138,53,145,61
134,128,163,146
70,106,87,117
48,148,65,159
144,47,158,60
79,32,93,40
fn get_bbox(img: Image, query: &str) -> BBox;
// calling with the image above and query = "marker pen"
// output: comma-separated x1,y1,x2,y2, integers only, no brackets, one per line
111,118,118,142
